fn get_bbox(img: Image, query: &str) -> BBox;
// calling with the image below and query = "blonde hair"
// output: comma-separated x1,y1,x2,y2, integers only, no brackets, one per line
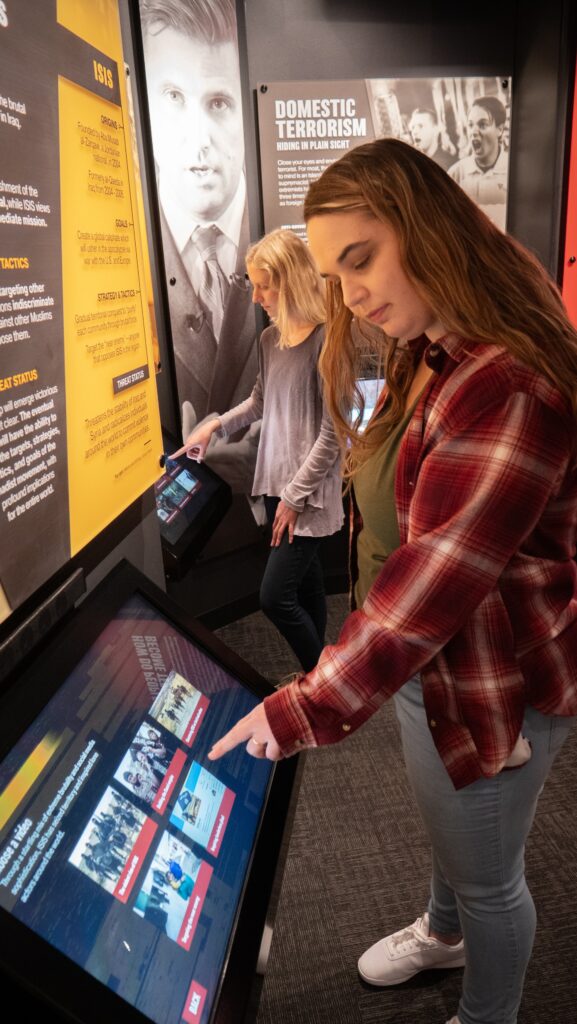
246,229,325,348
303,138,577,475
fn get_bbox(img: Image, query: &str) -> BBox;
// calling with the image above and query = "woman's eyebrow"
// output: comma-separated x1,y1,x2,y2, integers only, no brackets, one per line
337,241,367,264
319,241,367,278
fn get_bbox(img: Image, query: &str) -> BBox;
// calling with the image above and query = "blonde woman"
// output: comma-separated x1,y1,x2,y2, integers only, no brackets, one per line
174,228,343,671
208,140,577,1024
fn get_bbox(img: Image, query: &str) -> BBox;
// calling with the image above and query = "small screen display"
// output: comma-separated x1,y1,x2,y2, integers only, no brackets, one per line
154,454,229,552
0,594,272,1024
156,465,202,522
155,458,204,543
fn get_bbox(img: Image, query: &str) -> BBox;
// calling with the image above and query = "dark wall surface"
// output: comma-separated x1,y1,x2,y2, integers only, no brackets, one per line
243,0,576,275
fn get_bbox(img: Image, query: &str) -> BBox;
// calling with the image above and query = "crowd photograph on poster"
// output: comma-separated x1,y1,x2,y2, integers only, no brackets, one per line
366,76,510,230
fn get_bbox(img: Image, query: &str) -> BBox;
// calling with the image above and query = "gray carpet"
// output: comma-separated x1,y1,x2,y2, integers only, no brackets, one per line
216,597,577,1024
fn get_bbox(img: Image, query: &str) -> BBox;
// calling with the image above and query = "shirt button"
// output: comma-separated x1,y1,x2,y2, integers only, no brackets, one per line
430,719,437,728
342,723,351,732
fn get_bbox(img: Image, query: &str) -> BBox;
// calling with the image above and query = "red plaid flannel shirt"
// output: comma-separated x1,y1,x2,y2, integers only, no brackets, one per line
264,333,577,789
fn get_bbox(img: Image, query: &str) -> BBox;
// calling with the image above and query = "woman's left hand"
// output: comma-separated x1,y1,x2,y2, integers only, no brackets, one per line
271,500,299,546
207,702,283,762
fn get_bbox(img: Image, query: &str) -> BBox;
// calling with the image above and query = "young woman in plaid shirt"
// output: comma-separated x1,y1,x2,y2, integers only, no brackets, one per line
209,139,577,1024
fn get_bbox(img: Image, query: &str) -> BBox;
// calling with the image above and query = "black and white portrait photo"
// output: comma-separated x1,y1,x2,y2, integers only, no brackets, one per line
139,0,259,493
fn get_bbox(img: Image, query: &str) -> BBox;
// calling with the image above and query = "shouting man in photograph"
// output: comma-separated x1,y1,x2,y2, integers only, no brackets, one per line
449,95,508,230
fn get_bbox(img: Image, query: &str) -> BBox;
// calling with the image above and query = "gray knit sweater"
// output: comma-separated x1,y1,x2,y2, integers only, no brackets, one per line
218,324,343,537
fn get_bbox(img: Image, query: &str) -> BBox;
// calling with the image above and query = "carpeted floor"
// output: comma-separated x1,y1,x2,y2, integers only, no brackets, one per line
216,596,577,1024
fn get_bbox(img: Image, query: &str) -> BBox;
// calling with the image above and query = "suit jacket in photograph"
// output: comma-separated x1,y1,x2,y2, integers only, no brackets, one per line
160,206,258,432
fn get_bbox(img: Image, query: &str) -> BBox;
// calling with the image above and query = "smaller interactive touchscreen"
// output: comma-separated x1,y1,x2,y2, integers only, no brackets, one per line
154,446,231,560
0,588,273,1024
155,459,204,544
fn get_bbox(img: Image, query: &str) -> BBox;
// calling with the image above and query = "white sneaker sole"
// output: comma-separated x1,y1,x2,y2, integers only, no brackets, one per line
358,949,466,986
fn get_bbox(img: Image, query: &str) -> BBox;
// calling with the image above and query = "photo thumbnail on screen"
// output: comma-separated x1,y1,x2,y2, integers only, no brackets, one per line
149,670,210,746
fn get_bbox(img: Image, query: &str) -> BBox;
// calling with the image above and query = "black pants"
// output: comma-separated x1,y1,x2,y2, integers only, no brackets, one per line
260,497,327,672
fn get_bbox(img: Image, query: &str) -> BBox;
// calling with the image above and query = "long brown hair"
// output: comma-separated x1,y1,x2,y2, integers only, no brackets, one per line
303,138,577,472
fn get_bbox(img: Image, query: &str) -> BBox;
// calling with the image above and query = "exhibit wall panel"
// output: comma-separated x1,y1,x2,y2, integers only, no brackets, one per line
245,0,572,276
130,0,266,566
134,1,259,481
258,76,512,236
0,0,164,623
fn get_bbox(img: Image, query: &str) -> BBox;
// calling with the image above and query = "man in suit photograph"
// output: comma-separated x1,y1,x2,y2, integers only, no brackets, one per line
140,0,258,492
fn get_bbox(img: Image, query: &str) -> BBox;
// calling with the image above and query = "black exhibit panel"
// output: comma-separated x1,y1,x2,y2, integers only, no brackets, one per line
0,562,297,1024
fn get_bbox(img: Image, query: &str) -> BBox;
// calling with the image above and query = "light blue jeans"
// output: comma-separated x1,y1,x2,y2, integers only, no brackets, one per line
394,676,575,1024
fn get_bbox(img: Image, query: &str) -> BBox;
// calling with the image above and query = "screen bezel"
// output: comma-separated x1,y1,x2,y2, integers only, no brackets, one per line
0,559,299,1024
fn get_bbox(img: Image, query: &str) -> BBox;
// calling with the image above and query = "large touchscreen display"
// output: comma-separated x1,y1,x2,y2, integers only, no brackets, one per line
0,594,273,1024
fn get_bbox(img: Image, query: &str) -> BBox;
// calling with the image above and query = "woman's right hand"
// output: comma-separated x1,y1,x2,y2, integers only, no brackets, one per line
169,418,221,463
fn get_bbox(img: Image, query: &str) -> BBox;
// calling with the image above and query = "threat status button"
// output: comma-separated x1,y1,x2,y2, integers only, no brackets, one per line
112,364,150,394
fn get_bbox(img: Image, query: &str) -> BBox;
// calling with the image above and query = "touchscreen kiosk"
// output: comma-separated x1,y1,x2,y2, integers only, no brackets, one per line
0,563,297,1024
155,436,232,578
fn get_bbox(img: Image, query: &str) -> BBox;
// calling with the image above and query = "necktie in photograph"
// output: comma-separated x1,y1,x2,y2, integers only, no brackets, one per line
189,224,231,339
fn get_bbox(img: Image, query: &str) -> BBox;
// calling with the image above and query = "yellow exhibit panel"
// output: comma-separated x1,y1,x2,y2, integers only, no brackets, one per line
57,5,162,555
0,0,163,614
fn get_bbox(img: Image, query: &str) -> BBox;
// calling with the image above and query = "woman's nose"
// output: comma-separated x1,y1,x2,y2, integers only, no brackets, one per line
340,277,366,312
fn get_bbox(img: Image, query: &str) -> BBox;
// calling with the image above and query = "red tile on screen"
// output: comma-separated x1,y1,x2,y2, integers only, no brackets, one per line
182,980,207,1022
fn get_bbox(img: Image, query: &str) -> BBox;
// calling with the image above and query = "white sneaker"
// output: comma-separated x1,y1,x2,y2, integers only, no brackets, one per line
358,912,465,986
